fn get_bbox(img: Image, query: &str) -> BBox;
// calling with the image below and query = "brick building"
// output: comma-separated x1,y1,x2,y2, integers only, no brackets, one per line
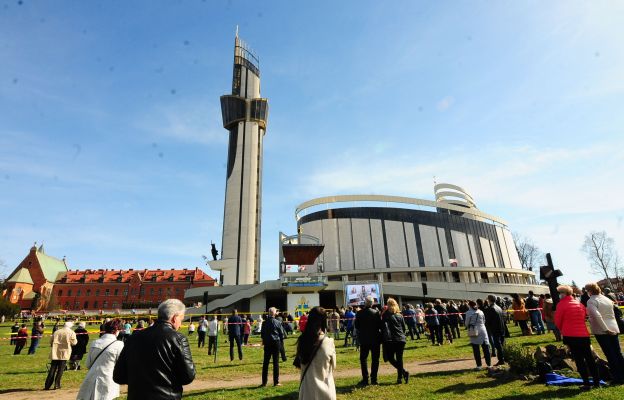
3,245,217,312
53,267,216,311
3,244,68,311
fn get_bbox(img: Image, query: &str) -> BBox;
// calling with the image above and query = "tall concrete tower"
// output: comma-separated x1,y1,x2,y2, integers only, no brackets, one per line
211,32,268,285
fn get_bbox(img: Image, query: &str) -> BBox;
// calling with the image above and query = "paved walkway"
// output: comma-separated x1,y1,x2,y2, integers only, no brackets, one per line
0,358,475,400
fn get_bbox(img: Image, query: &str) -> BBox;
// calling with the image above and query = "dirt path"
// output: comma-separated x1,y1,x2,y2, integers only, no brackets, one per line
0,358,475,400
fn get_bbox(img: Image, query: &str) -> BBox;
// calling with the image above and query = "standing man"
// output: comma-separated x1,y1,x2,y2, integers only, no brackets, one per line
484,295,507,366
355,296,382,386
113,299,196,399
44,321,77,390
330,308,341,340
260,307,284,387
227,309,243,361
525,291,545,334
207,316,218,356
344,307,356,346
197,316,208,348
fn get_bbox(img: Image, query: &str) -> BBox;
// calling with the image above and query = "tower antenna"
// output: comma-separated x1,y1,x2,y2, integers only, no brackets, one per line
235,25,239,38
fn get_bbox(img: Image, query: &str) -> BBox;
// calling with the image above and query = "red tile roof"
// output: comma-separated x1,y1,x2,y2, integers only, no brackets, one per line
56,268,215,284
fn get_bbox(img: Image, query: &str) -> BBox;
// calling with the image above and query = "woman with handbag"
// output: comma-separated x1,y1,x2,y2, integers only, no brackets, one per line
77,319,125,400
465,300,491,370
295,306,336,400
382,298,410,384
511,294,531,335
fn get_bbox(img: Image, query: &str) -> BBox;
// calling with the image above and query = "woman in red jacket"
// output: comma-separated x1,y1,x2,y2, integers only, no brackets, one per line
554,285,600,390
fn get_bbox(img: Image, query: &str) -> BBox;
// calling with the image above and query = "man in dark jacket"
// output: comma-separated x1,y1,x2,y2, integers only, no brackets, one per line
525,291,545,334
113,299,195,400
485,295,507,365
260,307,284,387
227,309,243,361
355,296,382,385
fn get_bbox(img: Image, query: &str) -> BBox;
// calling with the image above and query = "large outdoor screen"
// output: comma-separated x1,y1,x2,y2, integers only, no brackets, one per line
345,282,382,306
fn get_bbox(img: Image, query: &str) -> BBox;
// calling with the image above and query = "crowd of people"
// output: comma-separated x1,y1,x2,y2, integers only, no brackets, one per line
3,283,624,398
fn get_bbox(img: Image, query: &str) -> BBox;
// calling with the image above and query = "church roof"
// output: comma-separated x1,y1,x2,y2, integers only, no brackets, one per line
36,250,68,282
6,268,34,284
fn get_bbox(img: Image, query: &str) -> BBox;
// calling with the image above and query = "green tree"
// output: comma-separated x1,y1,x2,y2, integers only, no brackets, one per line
0,296,20,318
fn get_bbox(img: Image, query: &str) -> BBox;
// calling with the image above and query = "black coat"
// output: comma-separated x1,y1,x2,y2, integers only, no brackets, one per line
355,307,382,346
483,304,506,337
434,304,449,324
381,312,406,343
71,327,89,357
260,316,283,344
113,321,195,400
227,315,242,337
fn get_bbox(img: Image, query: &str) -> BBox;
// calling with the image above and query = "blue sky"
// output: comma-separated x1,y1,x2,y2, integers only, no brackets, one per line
1,1,623,287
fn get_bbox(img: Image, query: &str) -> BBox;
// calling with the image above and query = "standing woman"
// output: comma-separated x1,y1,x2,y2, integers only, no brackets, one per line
465,300,491,369
511,294,531,335
555,285,600,390
28,322,44,355
296,307,336,400
585,282,624,385
424,303,441,346
77,319,125,400
13,324,28,355
70,322,89,370
382,298,409,384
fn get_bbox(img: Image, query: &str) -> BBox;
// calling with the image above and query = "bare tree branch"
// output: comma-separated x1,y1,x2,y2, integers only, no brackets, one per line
513,232,543,272
581,231,622,289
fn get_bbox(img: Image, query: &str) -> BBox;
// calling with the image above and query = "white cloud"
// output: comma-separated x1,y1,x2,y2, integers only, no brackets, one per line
300,141,624,216
136,101,226,146
437,96,455,111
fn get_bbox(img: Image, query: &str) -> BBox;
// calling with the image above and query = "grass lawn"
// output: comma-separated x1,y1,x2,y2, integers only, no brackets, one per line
1,321,623,399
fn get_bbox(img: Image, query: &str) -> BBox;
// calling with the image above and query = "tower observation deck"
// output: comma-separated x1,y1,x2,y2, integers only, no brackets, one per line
211,33,269,286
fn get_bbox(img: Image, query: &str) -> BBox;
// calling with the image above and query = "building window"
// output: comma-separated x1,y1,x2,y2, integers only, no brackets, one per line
150,288,154,295
93,301,98,308
112,301,119,309
68,289,72,296
95,289,100,297
480,272,489,283
64,301,70,309
74,301,80,309
166,287,171,295
84,301,89,309
420,272,427,282
452,272,461,283
114,288,119,296
58,290,63,297
103,301,108,308
105,289,110,297
158,288,163,295
86,289,91,297
77,289,81,296
123,288,128,296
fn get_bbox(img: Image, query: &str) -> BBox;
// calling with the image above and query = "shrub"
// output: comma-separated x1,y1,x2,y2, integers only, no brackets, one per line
504,343,536,375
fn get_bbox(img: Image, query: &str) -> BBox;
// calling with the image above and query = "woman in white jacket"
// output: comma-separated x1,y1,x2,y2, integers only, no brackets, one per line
464,300,491,370
77,319,125,400
296,306,336,400
585,283,624,384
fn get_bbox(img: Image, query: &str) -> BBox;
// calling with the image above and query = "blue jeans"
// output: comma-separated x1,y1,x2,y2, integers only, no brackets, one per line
28,338,40,354
529,311,545,334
